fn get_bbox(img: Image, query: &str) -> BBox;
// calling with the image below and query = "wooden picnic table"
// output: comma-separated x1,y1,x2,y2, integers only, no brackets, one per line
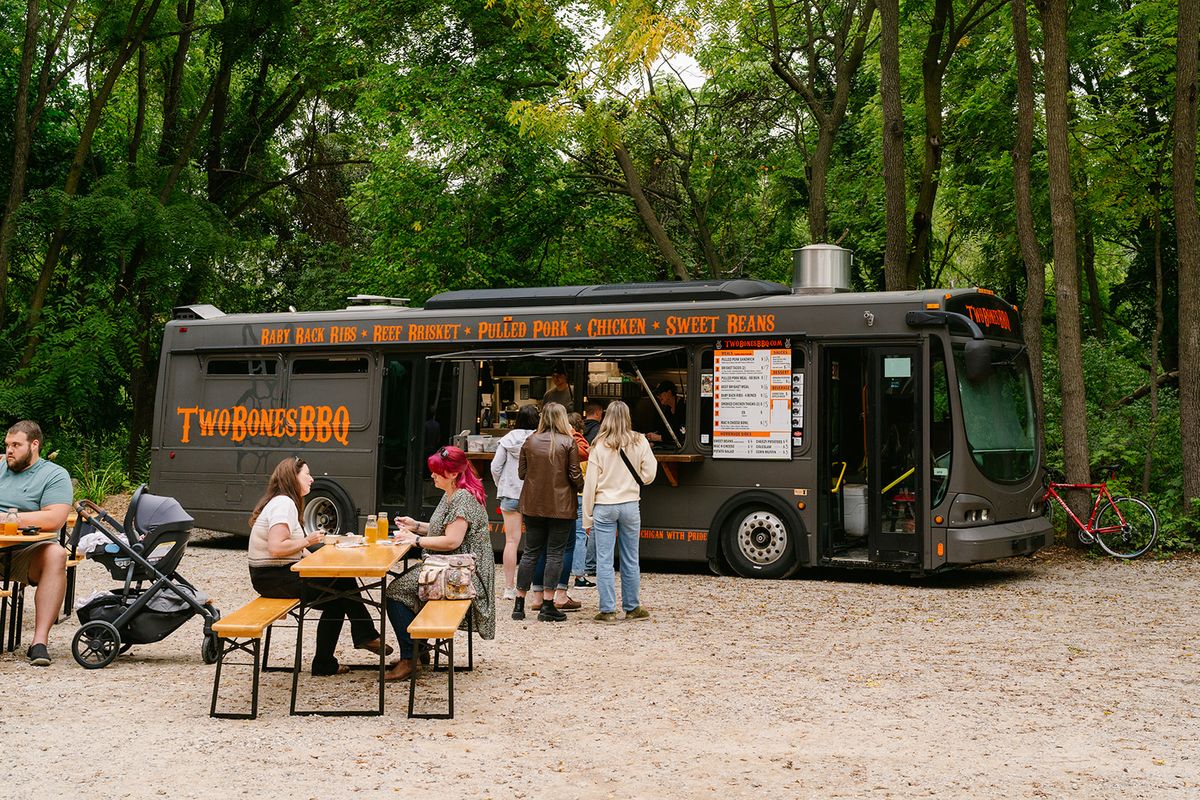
287,539,412,716
0,531,58,652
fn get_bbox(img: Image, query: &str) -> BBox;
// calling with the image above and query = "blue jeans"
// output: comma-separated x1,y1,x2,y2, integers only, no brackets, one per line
593,501,641,613
385,599,417,660
571,497,587,577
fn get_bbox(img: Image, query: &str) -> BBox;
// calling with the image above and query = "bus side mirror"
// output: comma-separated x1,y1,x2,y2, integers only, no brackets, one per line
964,339,993,383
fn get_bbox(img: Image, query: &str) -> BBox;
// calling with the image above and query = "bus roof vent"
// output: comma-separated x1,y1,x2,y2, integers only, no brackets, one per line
792,244,853,294
173,304,224,320
346,294,410,308
424,280,790,310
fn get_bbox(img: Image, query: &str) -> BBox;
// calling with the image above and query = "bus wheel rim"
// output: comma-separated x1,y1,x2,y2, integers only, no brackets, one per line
736,511,787,566
305,496,338,532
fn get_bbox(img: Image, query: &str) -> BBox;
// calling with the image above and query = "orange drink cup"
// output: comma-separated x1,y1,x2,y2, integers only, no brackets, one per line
376,514,388,540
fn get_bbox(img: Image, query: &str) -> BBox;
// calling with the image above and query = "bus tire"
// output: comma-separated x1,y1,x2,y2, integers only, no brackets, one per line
304,482,356,536
721,505,798,579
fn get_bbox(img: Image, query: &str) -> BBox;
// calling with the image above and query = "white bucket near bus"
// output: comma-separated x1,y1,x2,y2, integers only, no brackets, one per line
844,484,868,538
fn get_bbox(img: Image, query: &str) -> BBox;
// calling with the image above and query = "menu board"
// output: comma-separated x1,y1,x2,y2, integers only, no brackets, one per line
713,348,792,460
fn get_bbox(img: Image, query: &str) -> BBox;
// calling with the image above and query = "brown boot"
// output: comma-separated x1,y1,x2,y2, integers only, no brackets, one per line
384,658,418,682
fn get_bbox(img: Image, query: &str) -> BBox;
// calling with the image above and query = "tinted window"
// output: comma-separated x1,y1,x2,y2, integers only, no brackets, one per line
206,359,277,376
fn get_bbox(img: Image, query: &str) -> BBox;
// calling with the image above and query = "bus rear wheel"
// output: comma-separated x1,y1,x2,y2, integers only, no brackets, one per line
303,484,355,536
721,507,796,579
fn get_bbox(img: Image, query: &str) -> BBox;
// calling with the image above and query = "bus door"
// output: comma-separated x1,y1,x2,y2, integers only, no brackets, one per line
868,348,922,563
819,345,921,564
378,355,420,519
378,356,463,521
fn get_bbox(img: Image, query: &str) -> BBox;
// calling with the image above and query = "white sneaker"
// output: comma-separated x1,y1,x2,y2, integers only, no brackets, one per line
502,587,516,600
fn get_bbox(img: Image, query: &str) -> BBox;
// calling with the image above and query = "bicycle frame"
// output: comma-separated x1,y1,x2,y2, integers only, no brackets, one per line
1041,480,1123,540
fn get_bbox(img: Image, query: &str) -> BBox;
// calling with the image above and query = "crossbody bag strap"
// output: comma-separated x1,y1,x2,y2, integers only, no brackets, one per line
618,448,646,487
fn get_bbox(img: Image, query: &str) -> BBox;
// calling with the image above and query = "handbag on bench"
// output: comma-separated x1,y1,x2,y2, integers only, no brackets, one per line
417,553,479,601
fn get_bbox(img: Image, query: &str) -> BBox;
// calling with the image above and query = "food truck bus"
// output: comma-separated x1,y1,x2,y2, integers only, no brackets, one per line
149,245,1050,577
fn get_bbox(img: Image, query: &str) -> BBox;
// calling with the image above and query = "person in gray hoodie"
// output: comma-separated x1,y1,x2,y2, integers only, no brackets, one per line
490,405,540,599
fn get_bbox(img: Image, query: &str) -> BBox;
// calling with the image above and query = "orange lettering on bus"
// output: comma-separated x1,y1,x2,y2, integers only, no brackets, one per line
177,405,352,446
298,406,316,442
726,313,776,334
177,407,198,443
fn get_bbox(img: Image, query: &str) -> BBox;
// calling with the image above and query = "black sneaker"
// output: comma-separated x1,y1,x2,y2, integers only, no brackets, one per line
574,576,596,587
538,601,567,622
27,643,50,667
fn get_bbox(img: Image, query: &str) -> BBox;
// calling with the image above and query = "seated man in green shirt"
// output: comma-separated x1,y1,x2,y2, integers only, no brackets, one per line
1,420,71,666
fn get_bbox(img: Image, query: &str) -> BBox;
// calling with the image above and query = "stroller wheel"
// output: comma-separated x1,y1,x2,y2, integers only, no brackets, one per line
72,621,121,669
202,632,221,665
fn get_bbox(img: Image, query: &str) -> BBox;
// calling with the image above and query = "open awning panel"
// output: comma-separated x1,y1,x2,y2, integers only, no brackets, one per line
427,345,682,362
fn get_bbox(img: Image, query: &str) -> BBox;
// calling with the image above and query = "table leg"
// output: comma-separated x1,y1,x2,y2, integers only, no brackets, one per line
289,597,306,715
376,575,387,716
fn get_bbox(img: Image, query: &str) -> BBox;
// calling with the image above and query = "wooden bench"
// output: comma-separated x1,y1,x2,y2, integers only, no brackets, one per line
406,599,474,719
209,597,299,720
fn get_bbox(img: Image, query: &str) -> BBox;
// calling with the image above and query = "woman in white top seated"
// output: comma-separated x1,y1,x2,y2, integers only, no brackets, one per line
247,456,390,675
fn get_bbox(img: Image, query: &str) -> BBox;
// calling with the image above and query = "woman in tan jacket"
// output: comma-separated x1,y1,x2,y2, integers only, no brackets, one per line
582,401,657,622
513,402,583,622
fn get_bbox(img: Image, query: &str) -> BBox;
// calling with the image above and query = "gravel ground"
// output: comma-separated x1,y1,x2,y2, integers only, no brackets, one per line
2,522,1197,799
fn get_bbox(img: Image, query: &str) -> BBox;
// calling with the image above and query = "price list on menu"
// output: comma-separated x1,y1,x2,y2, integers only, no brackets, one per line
713,348,792,460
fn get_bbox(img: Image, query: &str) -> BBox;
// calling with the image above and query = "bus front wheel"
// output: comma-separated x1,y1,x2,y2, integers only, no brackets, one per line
721,507,796,579
304,484,355,536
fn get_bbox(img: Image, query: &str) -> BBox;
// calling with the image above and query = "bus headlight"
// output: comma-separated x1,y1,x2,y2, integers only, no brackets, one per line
950,493,995,526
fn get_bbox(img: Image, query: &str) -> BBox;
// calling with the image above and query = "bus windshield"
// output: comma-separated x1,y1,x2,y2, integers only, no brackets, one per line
953,345,1036,482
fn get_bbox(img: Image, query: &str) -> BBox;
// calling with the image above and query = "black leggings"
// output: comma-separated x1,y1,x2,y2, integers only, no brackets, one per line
249,565,380,675
516,516,574,594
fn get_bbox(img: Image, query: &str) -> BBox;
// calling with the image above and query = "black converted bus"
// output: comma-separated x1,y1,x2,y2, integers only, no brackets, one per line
149,245,1050,578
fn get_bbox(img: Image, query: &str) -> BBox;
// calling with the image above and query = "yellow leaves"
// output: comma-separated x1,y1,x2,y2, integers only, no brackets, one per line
507,99,576,141
412,221,422,232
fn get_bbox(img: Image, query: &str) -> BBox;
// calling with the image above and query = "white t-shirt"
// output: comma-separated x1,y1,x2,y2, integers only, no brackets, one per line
248,495,305,567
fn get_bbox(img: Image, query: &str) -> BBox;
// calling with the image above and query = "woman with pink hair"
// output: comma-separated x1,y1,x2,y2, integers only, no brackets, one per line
384,446,496,681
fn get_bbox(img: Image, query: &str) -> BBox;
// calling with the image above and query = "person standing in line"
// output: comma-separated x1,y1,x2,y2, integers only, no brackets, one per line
512,402,583,622
528,414,589,610
582,401,604,444
0,421,71,666
248,456,390,675
490,405,539,600
582,400,656,623
566,411,595,590
577,401,605,585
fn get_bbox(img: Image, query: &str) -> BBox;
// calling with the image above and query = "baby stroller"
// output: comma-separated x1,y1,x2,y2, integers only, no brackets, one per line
68,485,221,669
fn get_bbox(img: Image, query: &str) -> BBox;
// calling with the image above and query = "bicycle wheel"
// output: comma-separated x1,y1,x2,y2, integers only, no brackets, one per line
1093,497,1158,559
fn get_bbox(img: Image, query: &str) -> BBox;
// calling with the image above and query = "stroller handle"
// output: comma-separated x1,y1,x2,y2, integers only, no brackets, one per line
74,499,136,545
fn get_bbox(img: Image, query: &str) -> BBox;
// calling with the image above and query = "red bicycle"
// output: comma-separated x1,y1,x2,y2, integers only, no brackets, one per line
1041,464,1158,559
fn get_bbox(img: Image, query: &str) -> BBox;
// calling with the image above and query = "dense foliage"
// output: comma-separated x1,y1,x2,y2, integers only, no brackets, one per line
1,0,1197,546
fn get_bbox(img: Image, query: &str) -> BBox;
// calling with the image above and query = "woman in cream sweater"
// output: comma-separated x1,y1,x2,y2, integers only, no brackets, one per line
581,401,657,622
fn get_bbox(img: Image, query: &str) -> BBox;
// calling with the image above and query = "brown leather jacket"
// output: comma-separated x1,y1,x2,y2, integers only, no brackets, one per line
517,431,584,519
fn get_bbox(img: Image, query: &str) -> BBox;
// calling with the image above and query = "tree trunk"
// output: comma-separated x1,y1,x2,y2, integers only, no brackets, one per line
1038,0,1091,524
1174,0,1200,511
879,0,907,289
19,0,163,367
128,44,147,165
1080,213,1104,336
0,0,42,331
157,0,196,165
1144,190,1164,495
766,0,875,245
1012,0,1046,437
613,142,691,281
906,0,950,288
